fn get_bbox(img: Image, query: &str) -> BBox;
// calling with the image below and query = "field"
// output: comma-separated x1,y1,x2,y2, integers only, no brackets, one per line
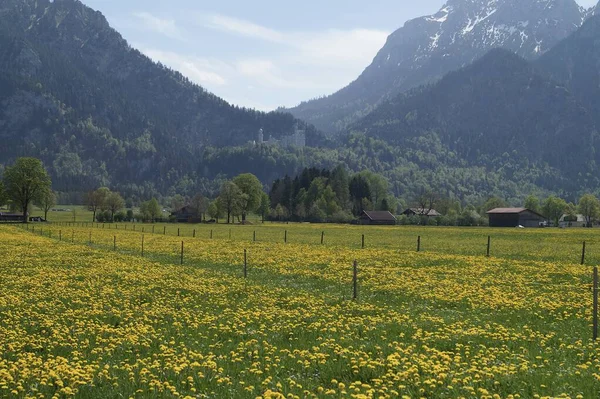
1,222,600,398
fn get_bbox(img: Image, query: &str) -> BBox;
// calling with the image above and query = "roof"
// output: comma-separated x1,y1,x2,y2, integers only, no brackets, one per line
559,214,586,222
405,208,442,217
487,208,545,218
361,211,397,221
486,208,528,214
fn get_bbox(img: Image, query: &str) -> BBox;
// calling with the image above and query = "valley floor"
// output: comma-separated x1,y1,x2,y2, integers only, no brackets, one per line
1,224,599,398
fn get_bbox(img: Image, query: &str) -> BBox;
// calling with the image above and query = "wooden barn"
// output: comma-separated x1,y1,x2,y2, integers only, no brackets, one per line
487,208,545,228
0,213,23,223
170,206,201,223
359,211,397,226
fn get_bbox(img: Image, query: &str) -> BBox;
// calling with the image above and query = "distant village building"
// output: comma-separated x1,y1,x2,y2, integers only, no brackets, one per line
0,213,23,222
253,125,306,149
359,211,397,226
402,208,442,218
487,208,545,228
559,214,586,228
170,206,201,223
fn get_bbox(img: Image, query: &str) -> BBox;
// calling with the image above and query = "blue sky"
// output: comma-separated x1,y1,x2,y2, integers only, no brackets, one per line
85,0,598,111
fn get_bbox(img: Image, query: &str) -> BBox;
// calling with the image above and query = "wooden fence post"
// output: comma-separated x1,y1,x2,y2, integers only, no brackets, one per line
89,231,92,245
178,228,180,237
594,266,598,340
180,241,184,265
152,225,155,234
582,241,587,265
114,236,116,251
253,231,256,242
164,226,166,235
362,234,365,249
59,230,61,242
417,236,421,252
487,236,491,257
193,229,196,238
285,230,287,243
321,231,324,245
244,249,247,278
141,235,144,257
72,231,74,243
353,260,358,300
211,230,213,239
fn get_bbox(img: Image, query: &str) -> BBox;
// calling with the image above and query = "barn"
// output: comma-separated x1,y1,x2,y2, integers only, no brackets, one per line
487,208,545,228
359,211,397,226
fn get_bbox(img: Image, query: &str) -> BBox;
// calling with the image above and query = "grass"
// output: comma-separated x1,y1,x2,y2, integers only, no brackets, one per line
1,223,600,398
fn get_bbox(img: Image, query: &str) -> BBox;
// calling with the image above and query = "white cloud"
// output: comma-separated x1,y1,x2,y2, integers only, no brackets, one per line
202,14,285,43
141,48,228,86
133,12,186,41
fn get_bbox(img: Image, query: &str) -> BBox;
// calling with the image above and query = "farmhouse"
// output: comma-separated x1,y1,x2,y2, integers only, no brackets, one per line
487,208,545,228
559,214,587,228
0,213,23,222
359,211,397,226
402,208,442,218
170,206,201,223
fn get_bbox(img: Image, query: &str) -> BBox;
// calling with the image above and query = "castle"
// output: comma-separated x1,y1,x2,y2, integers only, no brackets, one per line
254,125,306,148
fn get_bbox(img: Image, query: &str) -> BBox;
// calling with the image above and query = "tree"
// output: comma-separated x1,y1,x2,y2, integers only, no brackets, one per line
524,195,541,213
207,200,223,223
105,192,125,222
3,158,51,223
218,181,243,224
542,196,567,227
578,194,600,227
0,181,7,208
416,189,438,215
258,192,270,223
233,173,263,223
483,197,507,212
86,187,110,222
140,198,161,222
330,165,350,209
35,189,56,221
190,194,210,221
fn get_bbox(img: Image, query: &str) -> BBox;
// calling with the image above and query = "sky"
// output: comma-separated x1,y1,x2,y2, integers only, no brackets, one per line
84,0,598,111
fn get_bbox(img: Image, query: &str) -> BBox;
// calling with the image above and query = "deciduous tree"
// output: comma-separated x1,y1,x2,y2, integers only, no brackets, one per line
542,196,567,227
578,194,600,227
3,158,51,223
218,181,243,224
35,189,56,221
105,192,125,222
233,174,263,223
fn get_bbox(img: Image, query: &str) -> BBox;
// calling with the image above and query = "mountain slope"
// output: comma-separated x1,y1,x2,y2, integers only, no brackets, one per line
0,0,321,195
536,12,600,124
287,0,588,134
350,49,600,192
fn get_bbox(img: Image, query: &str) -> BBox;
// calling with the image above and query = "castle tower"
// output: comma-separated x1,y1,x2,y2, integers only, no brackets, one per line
258,128,264,144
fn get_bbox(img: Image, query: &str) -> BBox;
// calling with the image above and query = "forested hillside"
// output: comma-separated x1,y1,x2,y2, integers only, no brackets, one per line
0,0,322,199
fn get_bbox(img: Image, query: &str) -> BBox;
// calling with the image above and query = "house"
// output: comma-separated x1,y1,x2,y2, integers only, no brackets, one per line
559,214,587,228
0,213,23,222
359,211,397,226
402,208,442,218
487,208,545,228
170,206,201,223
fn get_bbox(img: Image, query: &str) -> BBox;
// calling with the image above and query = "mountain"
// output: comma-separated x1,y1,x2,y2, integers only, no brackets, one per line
536,12,600,124
350,48,600,193
287,0,589,134
0,0,323,197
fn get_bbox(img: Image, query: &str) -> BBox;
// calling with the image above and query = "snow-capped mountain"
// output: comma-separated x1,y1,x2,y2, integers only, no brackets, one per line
287,0,592,134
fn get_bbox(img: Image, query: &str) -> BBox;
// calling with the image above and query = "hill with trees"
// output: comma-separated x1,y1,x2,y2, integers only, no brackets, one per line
0,0,324,199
